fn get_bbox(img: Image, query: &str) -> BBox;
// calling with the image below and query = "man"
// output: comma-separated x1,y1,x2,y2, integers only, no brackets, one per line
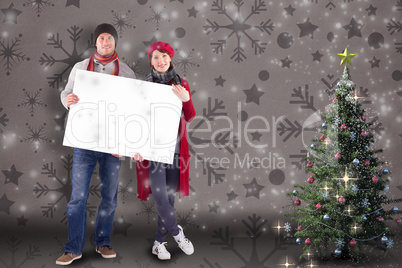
56,23,136,265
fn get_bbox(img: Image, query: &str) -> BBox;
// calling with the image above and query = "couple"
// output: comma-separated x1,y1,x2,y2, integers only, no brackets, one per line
56,23,196,265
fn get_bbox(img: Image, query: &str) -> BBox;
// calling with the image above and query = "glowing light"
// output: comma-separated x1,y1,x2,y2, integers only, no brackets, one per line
353,90,364,104
278,256,295,267
320,183,331,196
305,250,313,260
335,168,357,189
346,205,354,215
351,222,361,233
272,220,285,235
307,259,318,268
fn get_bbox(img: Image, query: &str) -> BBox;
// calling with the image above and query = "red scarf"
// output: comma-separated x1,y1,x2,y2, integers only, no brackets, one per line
87,51,119,75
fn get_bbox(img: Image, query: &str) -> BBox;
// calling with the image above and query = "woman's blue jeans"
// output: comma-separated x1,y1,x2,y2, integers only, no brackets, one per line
64,148,121,255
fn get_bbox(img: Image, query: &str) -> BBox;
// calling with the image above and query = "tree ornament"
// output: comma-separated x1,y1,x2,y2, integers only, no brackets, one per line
296,238,302,244
306,162,313,168
372,176,379,183
305,238,312,245
384,184,389,193
361,114,366,121
396,218,401,224
333,97,339,104
382,168,389,175
361,130,368,137
316,203,323,210
311,144,316,148
298,225,302,231
381,236,388,243
294,199,301,206
322,123,327,129
337,81,343,88
361,198,370,208
324,215,330,221
346,81,355,89
349,239,357,247
362,216,367,221
335,249,342,256
292,190,299,195
335,153,342,160
377,216,384,222
320,135,325,140
341,124,347,131
338,48,356,66
307,176,315,183
364,160,370,167
324,137,331,144
352,158,359,165
338,196,346,204
392,206,398,212
386,239,394,249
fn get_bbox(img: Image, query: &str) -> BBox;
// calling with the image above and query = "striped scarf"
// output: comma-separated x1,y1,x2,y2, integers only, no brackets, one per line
87,51,119,75
146,66,181,85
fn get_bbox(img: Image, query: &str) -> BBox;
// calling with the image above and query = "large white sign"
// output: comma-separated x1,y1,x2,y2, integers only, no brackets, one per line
63,69,182,164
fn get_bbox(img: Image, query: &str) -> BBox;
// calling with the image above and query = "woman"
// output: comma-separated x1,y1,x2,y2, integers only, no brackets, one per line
134,41,196,260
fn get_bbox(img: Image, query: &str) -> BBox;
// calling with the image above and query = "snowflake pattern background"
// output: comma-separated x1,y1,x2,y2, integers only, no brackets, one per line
23,0,54,17
111,9,135,38
0,0,401,267
0,34,30,76
17,88,46,116
204,0,274,63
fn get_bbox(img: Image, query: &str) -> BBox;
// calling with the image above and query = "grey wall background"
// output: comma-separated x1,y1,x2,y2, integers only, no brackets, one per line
0,0,401,267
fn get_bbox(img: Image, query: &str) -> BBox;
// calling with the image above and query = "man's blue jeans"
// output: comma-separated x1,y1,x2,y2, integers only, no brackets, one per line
64,148,121,255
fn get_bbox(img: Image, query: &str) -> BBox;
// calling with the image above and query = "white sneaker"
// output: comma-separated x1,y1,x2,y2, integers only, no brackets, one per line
152,242,171,260
176,225,194,255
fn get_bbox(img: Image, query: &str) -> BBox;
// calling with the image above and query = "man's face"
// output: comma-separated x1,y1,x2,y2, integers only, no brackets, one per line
96,33,115,57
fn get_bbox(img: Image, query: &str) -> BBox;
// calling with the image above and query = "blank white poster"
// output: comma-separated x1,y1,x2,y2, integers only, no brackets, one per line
63,69,182,164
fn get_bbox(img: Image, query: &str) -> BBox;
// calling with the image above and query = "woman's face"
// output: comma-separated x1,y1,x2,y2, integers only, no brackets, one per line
150,50,171,73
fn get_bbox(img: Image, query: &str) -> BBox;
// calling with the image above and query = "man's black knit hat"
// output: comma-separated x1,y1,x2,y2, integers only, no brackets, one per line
94,23,118,46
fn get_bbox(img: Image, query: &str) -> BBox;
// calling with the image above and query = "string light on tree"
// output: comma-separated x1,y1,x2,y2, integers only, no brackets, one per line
346,205,354,215
351,223,361,233
335,168,357,190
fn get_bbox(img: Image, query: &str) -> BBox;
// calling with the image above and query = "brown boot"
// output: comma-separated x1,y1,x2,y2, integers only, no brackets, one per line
96,245,117,258
55,252,82,265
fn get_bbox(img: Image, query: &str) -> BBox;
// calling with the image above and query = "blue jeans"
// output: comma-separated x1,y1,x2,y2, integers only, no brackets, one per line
149,154,181,243
64,148,121,255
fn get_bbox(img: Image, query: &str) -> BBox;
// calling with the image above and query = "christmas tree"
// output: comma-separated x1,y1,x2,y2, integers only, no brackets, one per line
285,48,402,262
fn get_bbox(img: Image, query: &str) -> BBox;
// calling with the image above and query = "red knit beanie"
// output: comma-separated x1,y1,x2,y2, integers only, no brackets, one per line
147,41,175,59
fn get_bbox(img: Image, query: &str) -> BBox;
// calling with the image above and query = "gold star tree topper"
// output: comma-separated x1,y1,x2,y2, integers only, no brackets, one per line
337,48,356,66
